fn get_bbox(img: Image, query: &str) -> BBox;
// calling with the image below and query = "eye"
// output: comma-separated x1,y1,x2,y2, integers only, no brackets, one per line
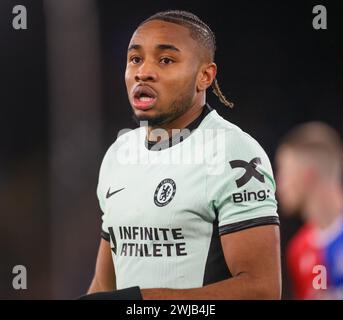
160,57,174,65
130,56,142,64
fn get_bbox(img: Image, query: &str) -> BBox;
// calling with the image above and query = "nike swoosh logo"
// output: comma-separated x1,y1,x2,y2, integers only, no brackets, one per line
106,187,125,199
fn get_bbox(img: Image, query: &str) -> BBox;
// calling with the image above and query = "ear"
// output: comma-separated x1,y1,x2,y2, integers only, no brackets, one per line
196,62,217,92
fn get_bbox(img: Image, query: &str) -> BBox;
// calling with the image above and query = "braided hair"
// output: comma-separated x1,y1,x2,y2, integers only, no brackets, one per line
140,10,234,108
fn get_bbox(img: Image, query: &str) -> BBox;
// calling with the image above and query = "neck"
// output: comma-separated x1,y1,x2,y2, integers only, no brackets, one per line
305,182,343,229
147,98,206,142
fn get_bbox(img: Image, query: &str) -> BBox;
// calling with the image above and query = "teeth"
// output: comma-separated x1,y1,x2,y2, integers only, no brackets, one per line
139,96,154,102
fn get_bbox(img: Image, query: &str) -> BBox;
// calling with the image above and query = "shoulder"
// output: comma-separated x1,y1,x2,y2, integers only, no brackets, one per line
98,127,144,174
204,110,271,166
103,127,144,158
204,110,279,229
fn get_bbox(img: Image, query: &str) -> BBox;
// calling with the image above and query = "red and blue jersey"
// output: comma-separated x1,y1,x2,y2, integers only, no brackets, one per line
287,216,343,299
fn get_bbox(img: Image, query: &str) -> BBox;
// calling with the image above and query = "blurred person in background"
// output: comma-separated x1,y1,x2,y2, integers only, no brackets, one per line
276,122,343,299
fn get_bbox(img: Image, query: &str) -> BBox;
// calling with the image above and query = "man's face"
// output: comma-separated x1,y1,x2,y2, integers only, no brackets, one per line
276,147,308,215
125,20,203,126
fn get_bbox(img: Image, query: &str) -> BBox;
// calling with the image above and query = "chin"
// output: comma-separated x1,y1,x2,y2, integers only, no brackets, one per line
133,109,156,121
132,110,165,127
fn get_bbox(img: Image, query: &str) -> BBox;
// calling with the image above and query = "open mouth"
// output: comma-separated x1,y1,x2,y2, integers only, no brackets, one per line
132,85,157,110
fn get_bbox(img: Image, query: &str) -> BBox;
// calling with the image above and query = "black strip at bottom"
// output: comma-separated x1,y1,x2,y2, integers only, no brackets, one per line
219,216,280,236
101,230,110,242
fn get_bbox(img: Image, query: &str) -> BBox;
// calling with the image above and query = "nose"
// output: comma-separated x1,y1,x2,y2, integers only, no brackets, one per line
135,61,157,82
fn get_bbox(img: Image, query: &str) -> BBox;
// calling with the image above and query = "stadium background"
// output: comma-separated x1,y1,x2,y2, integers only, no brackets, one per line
0,0,342,299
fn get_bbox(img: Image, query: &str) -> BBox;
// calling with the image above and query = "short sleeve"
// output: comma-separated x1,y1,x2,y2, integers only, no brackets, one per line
97,147,112,242
206,129,279,236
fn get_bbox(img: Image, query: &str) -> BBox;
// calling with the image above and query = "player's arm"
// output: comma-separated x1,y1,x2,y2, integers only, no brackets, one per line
141,224,281,299
88,239,116,293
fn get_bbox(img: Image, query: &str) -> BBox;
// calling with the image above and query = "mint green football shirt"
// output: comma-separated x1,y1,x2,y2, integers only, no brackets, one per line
97,105,279,290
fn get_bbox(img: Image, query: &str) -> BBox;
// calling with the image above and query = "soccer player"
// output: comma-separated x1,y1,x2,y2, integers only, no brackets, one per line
86,10,281,300
276,122,343,299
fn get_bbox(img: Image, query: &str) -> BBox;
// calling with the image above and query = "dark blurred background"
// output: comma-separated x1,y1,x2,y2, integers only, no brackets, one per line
0,0,342,299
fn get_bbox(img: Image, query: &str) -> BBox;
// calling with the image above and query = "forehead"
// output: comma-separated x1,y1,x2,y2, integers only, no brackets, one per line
129,20,197,50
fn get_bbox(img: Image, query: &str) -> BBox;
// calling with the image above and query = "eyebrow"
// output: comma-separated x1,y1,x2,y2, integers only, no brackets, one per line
128,44,141,51
156,44,181,52
128,43,181,52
